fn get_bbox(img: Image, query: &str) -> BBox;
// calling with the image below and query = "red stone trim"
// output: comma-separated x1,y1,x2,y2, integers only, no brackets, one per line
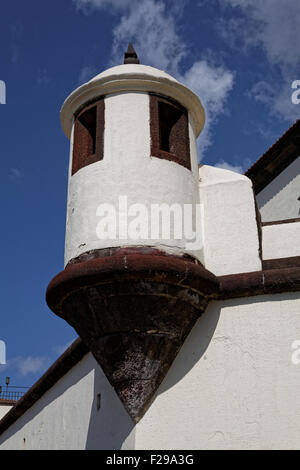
47,248,220,314
72,98,105,176
263,256,300,270
149,94,191,170
0,338,88,435
0,400,16,406
262,218,300,226
219,267,300,299
218,271,263,299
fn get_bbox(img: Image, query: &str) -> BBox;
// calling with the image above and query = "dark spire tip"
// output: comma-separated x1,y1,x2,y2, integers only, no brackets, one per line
124,43,140,64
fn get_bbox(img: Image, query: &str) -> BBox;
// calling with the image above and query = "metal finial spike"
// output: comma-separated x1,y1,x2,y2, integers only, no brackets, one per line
124,43,140,64
127,43,135,54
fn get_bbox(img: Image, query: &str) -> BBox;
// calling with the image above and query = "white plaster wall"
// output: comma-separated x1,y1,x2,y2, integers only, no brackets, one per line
262,222,300,260
199,165,262,276
65,92,203,266
257,157,300,222
0,405,13,421
0,353,135,450
135,293,300,450
1,293,300,450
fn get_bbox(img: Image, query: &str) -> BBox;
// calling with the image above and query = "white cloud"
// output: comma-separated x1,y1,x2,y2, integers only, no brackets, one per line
111,0,186,76
18,357,49,376
219,0,300,121
53,339,76,356
214,160,244,174
11,45,18,65
74,0,134,14
10,22,23,65
249,80,300,122
249,81,276,106
9,168,22,180
73,0,235,160
7,356,50,377
180,61,234,158
78,65,98,84
37,68,51,87
222,0,300,69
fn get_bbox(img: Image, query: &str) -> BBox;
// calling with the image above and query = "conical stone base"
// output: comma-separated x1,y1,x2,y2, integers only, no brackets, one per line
46,248,219,422
91,333,184,422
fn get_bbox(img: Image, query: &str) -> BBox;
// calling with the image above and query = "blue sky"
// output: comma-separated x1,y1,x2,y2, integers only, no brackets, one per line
0,0,299,388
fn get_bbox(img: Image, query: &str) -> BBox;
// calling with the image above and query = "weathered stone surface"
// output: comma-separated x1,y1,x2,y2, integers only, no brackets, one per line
46,249,219,421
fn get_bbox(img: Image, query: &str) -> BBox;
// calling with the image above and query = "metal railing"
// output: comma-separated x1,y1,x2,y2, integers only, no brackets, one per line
0,386,29,402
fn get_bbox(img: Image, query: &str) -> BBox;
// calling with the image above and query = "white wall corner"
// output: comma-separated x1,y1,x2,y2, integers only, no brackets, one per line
262,222,300,260
198,165,262,276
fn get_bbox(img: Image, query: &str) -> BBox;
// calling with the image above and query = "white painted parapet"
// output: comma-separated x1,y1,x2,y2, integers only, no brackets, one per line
262,221,300,260
199,165,262,276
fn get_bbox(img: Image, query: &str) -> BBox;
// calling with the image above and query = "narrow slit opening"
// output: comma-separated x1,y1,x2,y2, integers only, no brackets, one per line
77,106,97,156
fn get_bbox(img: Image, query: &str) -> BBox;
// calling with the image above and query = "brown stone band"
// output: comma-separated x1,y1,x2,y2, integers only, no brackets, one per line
0,400,16,407
219,266,300,299
46,247,300,315
46,247,220,313
262,256,300,271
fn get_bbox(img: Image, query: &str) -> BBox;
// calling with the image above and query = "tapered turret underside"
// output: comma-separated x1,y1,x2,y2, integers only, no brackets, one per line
46,248,219,421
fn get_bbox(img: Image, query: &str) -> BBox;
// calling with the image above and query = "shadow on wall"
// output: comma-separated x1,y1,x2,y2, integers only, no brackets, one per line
85,293,300,447
157,292,300,399
157,300,222,396
156,293,286,400
85,301,222,447
85,300,223,442
85,302,222,448
85,361,135,450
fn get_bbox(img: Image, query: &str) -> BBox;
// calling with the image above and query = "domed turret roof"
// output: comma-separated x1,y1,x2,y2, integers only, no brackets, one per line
88,63,179,85
60,55,205,139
